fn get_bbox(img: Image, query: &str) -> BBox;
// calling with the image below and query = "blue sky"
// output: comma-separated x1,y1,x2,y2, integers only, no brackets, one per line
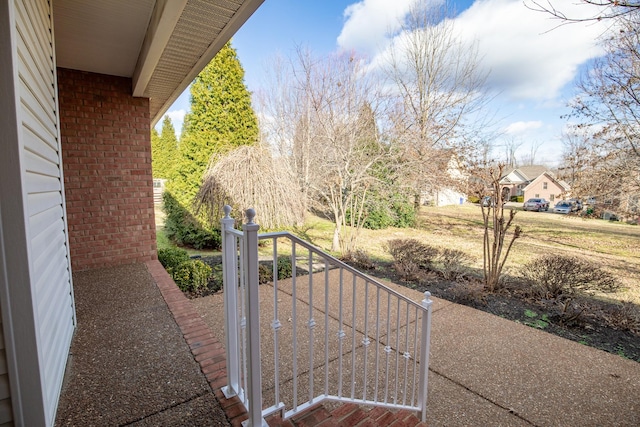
162,0,609,167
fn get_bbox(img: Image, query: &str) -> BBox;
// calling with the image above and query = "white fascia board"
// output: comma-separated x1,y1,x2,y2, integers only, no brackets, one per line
132,0,188,97
151,0,265,125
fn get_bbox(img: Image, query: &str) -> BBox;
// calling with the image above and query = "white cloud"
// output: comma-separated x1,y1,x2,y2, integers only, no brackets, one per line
337,0,417,58
166,109,186,127
452,0,608,100
343,0,609,102
161,109,186,138
504,120,543,135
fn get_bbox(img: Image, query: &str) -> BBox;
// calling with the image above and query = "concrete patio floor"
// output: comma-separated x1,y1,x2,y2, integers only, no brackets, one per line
55,262,640,426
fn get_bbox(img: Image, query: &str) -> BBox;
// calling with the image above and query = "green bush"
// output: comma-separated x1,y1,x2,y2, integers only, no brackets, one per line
158,247,190,273
353,193,416,230
163,192,221,250
258,256,294,284
468,196,480,204
522,255,620,299
172,259,212,292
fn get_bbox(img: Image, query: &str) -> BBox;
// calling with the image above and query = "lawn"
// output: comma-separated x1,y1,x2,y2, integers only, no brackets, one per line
156,202,640,359
296,203,640,305
155,202,640,305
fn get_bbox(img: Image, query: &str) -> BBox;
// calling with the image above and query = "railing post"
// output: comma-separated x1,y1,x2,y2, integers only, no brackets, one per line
243,209,267,427
221,205,240,399
417,291,433,422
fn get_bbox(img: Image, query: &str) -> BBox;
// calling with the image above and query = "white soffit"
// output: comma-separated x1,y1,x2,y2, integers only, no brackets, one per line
54,0,155,77
53,0,264,126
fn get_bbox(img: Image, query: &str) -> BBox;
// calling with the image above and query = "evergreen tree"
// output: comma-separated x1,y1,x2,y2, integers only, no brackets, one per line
151,128,160,178
151,116,178,179
169,41,258,209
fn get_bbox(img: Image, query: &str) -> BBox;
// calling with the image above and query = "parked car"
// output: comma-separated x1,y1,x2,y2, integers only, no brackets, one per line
523,198,549,211
567,198,582,211
481,196,494,207
553,201,573,214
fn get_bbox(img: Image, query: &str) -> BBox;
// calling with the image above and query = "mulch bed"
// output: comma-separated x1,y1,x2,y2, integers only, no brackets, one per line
365,261,640,363
185,256,640,363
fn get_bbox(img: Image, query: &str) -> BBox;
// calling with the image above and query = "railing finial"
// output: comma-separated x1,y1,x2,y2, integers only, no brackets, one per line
245,208,256,224
223,204,232,218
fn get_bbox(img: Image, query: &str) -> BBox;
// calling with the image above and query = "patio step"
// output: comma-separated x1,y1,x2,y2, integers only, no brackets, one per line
265,403,426,426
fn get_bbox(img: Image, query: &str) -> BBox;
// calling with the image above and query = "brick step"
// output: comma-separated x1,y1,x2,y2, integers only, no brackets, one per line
266,403,426,427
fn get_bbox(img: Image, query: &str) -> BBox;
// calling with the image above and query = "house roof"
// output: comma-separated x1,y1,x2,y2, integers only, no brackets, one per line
500,165,548,184
522,171,571,192
53,0,264,126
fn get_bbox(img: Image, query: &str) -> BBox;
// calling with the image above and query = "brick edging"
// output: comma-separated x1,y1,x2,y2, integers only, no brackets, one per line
145,260,426,427
145,260,250,426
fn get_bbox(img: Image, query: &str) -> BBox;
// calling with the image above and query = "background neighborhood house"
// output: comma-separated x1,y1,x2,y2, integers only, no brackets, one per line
500,165,548,199
500,166,571,205
522,172,571,205
421,154,468,206
0,0,263,425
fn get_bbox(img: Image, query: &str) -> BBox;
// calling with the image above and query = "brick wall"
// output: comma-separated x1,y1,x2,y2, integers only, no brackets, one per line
58,68,157,271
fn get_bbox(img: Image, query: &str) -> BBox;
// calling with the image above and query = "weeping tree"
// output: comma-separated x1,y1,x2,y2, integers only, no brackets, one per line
167,41,258,211
195,144,305,229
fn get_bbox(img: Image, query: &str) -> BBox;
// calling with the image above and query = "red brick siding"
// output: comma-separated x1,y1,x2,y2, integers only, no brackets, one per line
58,68,157,271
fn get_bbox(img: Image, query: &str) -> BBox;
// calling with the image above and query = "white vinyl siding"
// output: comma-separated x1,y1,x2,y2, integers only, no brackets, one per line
14,0,76,424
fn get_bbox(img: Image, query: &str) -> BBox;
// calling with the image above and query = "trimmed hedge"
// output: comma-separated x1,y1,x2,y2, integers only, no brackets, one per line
158,247,212,292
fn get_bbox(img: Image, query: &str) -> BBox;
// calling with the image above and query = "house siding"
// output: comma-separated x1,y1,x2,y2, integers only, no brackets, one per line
58,69,157,271
0,0,76,424
524,178,566,206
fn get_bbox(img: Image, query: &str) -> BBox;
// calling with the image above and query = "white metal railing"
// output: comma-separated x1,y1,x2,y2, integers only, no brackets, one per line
220,206,432,426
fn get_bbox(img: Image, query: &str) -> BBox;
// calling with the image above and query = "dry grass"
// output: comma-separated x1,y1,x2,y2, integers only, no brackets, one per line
154,201,640,305
296,204,640,305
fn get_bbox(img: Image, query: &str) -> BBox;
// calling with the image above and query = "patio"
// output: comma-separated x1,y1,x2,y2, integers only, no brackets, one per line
55,261,640,426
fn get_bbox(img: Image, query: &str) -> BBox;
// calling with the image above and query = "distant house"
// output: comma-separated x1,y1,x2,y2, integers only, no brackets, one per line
499,165,549,199
522,172,571,205
421,154,468,206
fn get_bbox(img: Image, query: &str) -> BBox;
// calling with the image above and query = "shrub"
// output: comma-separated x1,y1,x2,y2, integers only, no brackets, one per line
604,302,640,334
350,192,416,230
392,197,417,228
468,195,481,204
387,239,439,281
387,239,438,268
172,259,212,292
436,249,474,281
258,256,295,284
163,192,222,250
158,247,190,273
522,255,620,299
341,248,375,270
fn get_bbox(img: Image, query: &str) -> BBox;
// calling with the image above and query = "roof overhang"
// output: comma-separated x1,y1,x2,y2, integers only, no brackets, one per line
53,0,264,126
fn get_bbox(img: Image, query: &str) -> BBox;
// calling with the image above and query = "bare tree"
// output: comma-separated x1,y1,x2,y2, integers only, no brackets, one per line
520,140,544,166
563,14,640,216
502,137,524,168
476,164,523,292
525,0,640,24
259,48,392,253
383,0,491,205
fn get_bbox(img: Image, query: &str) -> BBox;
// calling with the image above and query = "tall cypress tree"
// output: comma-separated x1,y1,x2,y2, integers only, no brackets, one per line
169,41,258,209
151,116,178,179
